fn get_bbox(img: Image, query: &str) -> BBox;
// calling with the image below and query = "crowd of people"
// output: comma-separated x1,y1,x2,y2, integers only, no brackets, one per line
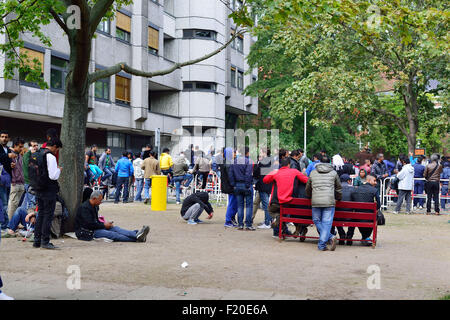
1,125,449,299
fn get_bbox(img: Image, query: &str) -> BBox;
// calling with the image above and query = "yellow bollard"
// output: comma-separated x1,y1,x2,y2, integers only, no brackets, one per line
151,175,167,211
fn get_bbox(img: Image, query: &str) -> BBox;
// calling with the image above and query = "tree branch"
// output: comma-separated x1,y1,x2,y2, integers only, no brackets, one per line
89,0,115,36
49,8,70,35
89,29,247,83
375,108,408,136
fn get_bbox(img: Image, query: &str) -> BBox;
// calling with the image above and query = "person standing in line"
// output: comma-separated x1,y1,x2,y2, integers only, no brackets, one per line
229,147,255,230
172,153,193,205
252,149,273,229
114,151,134,204
133,153,145,202
297,148,310,174
160,148,174,185
21,140,39,210
32,138,63,250
0,130,13,230
7,138,25,221
141,151,161,204
305,153,322,177
41,128,59,163
394,156,415,214
289,150,302,172
194,151,211,190
305,155,342,251
220,148,238,228
424,153,443,215
413,155,426,209
440,159,450,210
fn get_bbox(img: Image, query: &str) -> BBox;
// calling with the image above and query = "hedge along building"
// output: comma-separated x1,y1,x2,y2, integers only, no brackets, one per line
0,0,258,158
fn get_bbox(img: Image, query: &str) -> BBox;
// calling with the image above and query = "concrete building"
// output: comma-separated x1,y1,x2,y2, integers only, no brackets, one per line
0,0,257,158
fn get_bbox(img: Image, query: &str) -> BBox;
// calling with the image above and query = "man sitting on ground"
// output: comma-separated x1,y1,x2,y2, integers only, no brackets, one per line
4,206,36,238
180,191,214,225
75,191,149,242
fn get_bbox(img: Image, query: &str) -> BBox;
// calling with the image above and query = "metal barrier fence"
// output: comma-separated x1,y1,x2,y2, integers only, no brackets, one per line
380,177,449,211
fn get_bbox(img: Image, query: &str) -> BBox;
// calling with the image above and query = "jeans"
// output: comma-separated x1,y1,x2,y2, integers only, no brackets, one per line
94,226,137,242
134,178,144,201
259,191,272,225
235,183,254,228
311,207,335,250
413,181,425,207
162,169,172,184
396,190,412,213
225,194,237,224
0,185,10,230
198,171,209,190
144,178,152,199
102,167,115,182
172,175,193,203
20,184,36,210
441,185,448,210
8,184,25,220
89,164,103,181
115,176,129,202
34,195,57,246
7,207,30,232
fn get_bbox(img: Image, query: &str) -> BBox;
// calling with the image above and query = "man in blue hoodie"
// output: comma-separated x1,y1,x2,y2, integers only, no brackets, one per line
229,147,255,230
114,151,134,204
413,155,426,209
441,158,450,210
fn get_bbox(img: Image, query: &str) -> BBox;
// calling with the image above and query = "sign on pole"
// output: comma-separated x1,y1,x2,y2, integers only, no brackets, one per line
414,148,426,157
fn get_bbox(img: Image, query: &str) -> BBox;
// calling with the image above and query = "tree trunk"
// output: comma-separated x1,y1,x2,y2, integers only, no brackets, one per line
403,83,419,154
59,78,90,232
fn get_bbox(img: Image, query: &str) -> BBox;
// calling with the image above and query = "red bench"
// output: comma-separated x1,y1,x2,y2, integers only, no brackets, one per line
279,198,378,248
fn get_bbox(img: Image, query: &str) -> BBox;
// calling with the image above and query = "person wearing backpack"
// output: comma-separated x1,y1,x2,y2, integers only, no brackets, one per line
30,138,63,250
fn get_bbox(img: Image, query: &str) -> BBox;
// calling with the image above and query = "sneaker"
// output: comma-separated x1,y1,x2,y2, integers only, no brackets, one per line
362,237,372,246
0,292,14,300
32,242,41,248
94,237,114,243
41,243,60,250
187,219,197,225
194,219,204,224
327,236,337,251
136,225,150,242
237,225,244,230
393,211,399,214
245,226,256,231
224,223,236,228
257,224,271,229
144,199,149,204
272,235,280,239
176,201,180,205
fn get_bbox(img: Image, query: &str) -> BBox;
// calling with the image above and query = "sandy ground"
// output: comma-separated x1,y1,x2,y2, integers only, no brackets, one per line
1,201,449,300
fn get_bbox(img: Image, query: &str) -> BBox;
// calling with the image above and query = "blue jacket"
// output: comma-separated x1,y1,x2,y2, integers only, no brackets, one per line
413,163,425,178
115,157,134,178
306,160,319,177
441,165,450,186
228,156,253,187
383,160,396,176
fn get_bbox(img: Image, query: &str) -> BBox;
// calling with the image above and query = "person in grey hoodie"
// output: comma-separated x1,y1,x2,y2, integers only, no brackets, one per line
305,155,342,251
394,156,415,214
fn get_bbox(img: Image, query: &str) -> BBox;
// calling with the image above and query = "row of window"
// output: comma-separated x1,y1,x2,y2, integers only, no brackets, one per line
230,67,244,90
230,29,244,53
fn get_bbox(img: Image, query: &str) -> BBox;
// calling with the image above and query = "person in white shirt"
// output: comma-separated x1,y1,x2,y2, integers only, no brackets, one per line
132,153,145,202
33,138,63,250
394,155,415,214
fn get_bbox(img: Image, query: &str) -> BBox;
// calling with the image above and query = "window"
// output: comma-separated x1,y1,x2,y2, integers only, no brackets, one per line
107,132,125,148
148,27,159,55
230,29,236,49
183,29,217,41
230,66,236,88
115,75,131,105
236,34,244,53
97,19,110,34
237,70,244,90
116,12,131,43
50,56,69,90
183,82,216,92
19,47,44,83
95,70,110,101
236,0,243,10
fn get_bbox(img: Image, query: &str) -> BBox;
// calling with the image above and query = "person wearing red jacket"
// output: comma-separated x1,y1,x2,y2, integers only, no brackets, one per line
263,157,308,237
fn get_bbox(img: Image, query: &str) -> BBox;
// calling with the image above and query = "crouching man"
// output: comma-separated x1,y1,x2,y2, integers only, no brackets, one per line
180,191,214,225
75,191,149,242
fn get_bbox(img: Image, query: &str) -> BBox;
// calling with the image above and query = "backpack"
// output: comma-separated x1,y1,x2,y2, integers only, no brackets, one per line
28,149,50,191
377,209,386,226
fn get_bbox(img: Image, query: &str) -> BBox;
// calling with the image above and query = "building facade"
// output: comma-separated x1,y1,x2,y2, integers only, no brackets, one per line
0,0,257,158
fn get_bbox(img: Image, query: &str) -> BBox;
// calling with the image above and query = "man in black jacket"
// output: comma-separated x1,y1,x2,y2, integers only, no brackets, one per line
181,191,214,225
252,149,273,229
75,190,149,242
218,148,237,227
289,150,301,172
331,174,354,245
350,175,380,246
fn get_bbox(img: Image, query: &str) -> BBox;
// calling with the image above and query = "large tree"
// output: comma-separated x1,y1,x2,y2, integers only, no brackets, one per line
0,0,250,230
245,0,449,154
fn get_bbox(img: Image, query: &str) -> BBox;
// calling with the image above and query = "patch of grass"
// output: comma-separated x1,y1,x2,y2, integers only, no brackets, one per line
439,294,450,300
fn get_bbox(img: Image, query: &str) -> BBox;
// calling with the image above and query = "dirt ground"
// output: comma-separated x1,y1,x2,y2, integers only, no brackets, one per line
1,201,449,300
